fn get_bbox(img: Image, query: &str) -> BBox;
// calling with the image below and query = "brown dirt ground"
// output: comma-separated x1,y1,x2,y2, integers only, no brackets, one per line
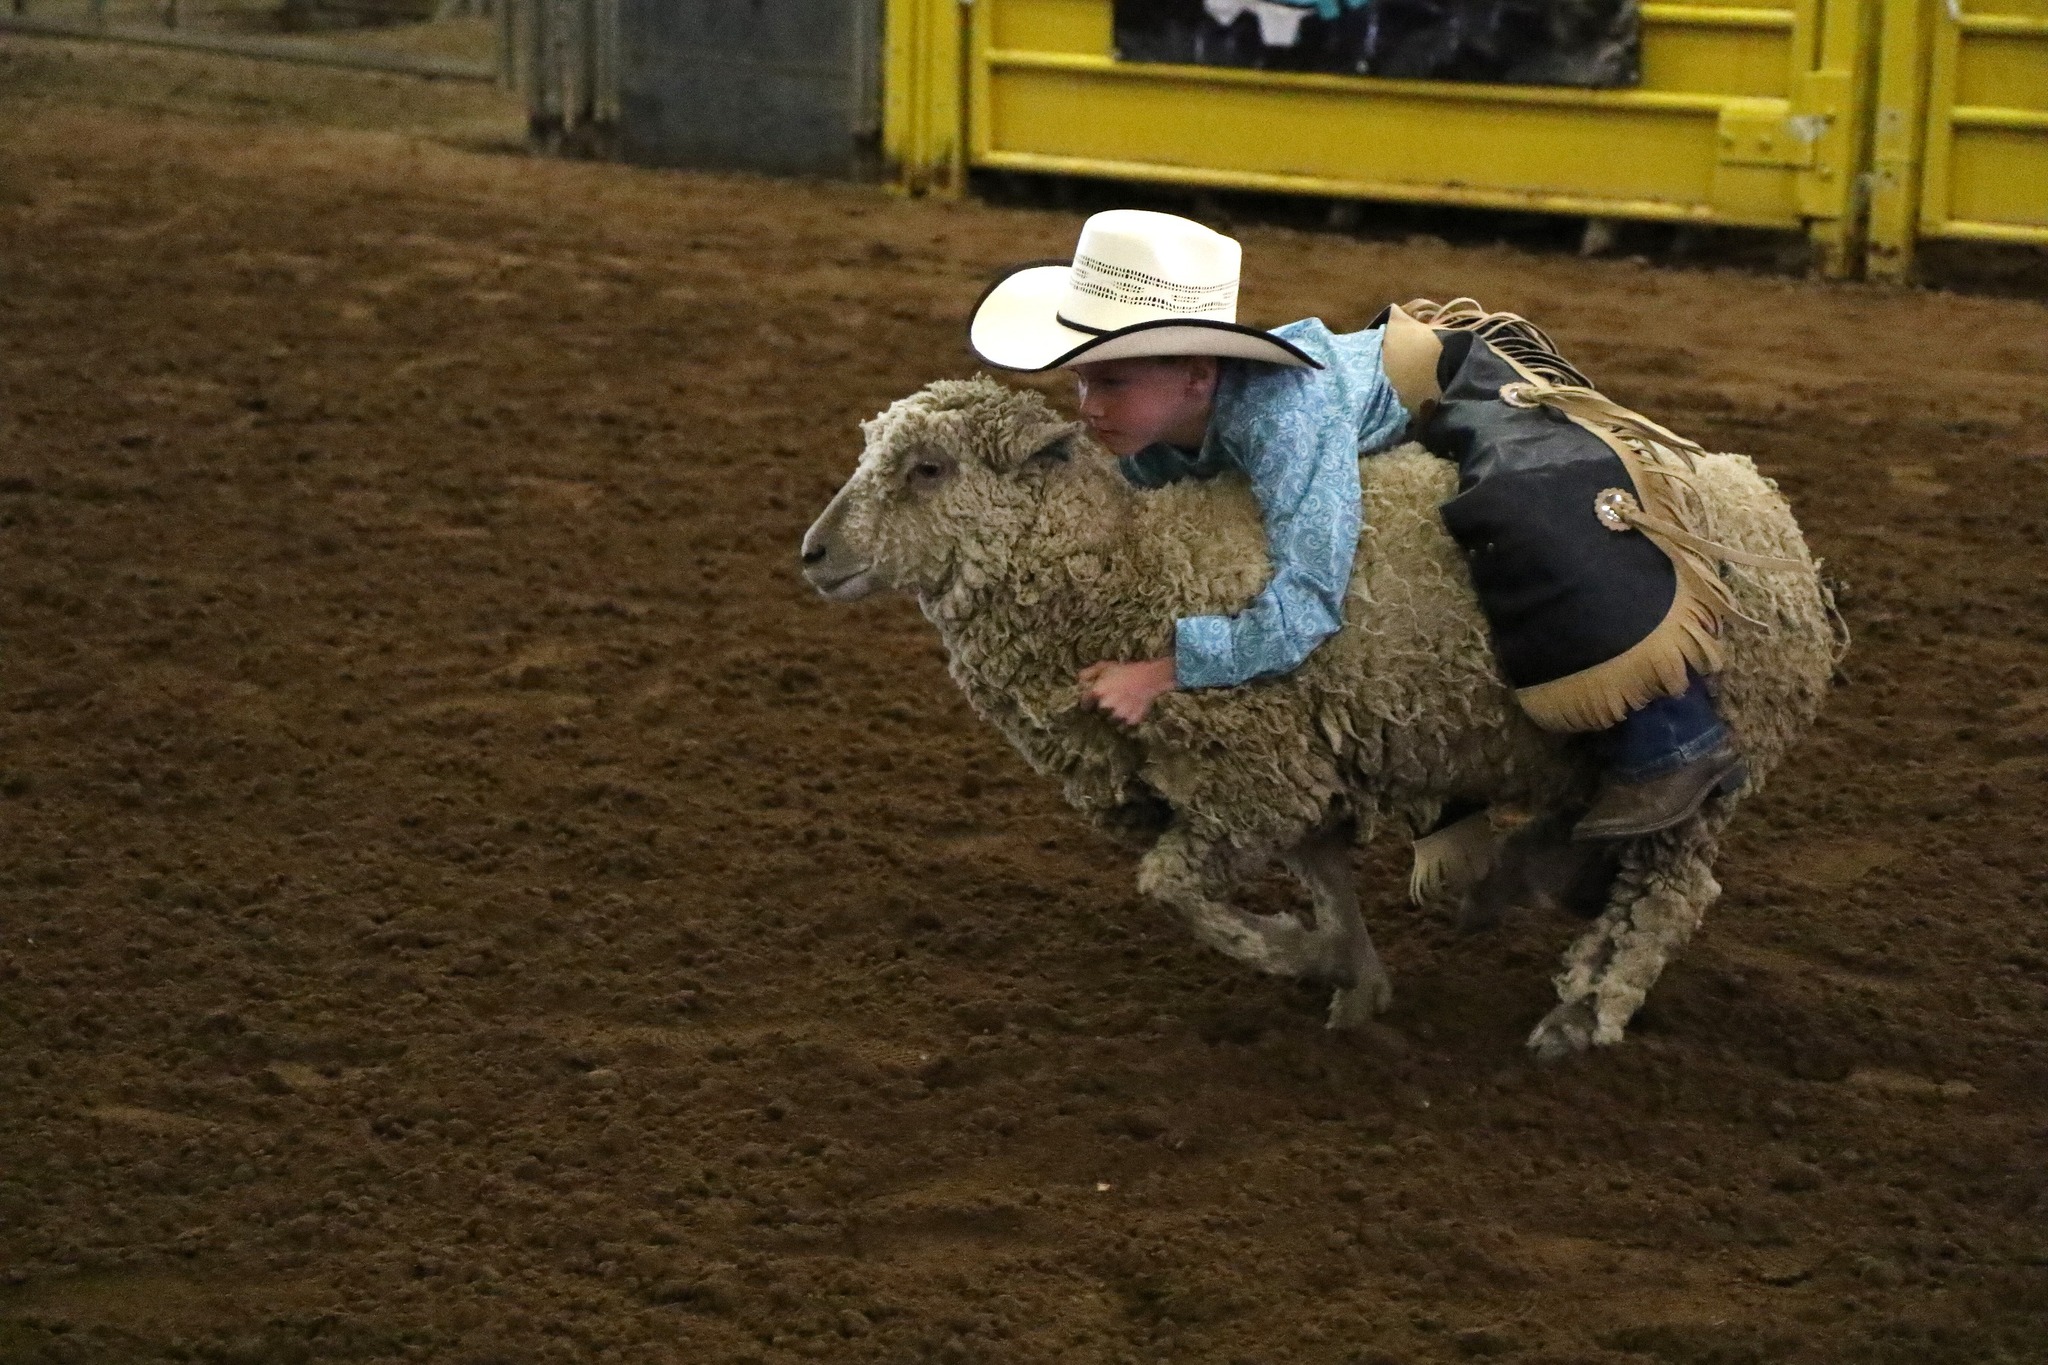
2,36,2047,1365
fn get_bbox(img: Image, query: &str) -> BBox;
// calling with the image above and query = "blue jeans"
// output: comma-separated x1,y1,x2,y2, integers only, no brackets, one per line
1603,670,1729,782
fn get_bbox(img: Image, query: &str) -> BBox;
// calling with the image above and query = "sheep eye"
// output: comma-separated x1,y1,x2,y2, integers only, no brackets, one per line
907,458,952,487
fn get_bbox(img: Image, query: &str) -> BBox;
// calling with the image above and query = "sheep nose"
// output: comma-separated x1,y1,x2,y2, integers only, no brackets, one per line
801,544,826,566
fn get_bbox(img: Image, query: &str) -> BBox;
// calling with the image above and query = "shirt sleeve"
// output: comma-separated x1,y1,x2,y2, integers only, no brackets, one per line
1172,366,1365,690
1356,369,1411,455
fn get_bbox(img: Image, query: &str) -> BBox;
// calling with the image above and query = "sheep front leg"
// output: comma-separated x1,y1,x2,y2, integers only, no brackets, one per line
1138,827,1321,977
1138,826,1390,1029
1281,825,1392,1030
1527,815,1726,1059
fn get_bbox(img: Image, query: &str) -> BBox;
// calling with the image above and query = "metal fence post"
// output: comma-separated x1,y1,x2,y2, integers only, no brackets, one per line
496,0,517,88
530,0,562,148
570,0,592,136
884,0,966,194
1865,0,1933,279
594,0,617,127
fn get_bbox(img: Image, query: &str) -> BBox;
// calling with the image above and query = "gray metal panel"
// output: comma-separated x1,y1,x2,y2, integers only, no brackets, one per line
614,0,881,177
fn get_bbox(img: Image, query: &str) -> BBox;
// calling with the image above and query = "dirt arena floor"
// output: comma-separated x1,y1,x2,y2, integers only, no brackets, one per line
2,38,2046,1365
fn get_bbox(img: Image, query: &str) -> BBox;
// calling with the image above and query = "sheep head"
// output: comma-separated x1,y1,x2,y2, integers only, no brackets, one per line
801,377,1085,604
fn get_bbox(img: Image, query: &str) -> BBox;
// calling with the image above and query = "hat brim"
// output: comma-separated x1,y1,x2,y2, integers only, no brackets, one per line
968,261,1321,372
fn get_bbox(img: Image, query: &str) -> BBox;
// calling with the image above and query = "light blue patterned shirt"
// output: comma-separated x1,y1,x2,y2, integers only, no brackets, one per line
1118,318,1409,690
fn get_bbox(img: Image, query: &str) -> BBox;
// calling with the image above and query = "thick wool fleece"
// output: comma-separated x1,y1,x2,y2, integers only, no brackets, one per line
812,377,1840,1049
829,378,1831,850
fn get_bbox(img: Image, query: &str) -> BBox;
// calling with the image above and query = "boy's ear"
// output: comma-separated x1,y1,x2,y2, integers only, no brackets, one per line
1175,355,1219,400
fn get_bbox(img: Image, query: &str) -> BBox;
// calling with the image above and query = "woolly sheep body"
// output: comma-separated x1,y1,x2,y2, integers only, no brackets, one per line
803,378,1837,1054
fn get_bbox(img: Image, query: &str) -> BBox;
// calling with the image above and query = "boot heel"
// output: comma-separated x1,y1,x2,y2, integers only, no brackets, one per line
1572,744,1747,841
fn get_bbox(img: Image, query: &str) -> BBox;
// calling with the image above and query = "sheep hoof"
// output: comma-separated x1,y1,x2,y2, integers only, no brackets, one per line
1326,976,1392,1031
1526,998,1599,1061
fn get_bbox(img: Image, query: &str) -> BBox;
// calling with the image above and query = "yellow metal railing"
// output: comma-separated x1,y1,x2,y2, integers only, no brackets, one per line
887,0,2046,278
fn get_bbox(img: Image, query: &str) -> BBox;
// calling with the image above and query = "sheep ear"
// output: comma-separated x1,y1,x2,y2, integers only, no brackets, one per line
1020,422,1085,471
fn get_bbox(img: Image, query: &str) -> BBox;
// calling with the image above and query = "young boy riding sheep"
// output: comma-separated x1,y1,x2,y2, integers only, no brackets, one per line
967,209,1754,915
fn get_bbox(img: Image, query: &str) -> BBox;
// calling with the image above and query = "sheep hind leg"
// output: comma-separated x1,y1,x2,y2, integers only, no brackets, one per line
1137,826,1372,999
1526,813,1728,1060
1281,826,1392,1030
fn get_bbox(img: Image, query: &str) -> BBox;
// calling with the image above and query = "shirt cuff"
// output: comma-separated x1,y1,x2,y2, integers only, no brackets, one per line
1173,615,1241,690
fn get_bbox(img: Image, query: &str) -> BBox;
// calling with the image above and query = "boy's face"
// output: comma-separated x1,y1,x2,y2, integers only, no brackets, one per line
1069,356,1218,458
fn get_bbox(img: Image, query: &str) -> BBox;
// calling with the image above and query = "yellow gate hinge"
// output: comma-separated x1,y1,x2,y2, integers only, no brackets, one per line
1715,71,1856,218
1718,99,1816,170
1717,72,1853,168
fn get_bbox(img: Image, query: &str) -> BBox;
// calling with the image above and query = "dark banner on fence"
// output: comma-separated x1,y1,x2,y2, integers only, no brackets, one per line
1111,0,1640,88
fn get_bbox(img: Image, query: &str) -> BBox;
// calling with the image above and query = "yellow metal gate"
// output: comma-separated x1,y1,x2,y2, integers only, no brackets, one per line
884,0,2044,277
889,0,1880,275
1869,0,2048,276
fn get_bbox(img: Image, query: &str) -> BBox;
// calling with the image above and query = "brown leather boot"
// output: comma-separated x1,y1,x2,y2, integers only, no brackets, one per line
1570,741,1747,842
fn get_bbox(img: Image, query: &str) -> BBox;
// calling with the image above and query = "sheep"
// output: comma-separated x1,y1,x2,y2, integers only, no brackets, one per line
800,377,1838,1056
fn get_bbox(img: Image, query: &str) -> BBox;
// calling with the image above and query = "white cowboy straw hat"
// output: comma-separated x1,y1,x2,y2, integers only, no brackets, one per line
968,209,1321,373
